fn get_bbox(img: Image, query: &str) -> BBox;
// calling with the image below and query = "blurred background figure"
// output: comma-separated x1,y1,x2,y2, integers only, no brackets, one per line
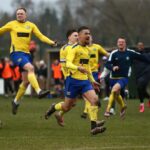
37,60,47,90
11,61,22,94
101,56,110,101
51,59,63,97
101,56,116,115
133,42,150,113
29,40,37,61
0,57,14,97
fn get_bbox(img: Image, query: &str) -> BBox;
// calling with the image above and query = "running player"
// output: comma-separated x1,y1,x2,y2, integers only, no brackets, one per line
81,35,109,119
45,26,106,135
104,38,150,118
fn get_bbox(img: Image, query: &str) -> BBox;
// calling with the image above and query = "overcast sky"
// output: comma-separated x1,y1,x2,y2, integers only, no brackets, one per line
0,0,58,12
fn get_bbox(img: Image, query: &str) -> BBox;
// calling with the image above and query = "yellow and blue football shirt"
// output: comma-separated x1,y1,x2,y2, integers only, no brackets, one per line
0,20,54,53
60,44,73,79
88,43,108,72
66,44,95,82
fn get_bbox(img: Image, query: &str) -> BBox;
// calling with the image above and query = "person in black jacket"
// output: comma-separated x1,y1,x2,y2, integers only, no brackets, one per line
133,42,150,113
104,38,150,118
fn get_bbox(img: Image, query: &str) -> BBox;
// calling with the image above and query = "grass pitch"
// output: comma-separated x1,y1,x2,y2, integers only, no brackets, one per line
0,96,150,150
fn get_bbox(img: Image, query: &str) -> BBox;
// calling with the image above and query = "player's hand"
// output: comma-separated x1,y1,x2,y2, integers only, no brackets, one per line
78,66,89,74
51,40,58,47
113,66,119,71
99,77,104,83
92,81,100,92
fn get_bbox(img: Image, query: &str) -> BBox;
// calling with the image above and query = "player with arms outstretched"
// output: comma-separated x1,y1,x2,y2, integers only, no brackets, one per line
0,7,57,114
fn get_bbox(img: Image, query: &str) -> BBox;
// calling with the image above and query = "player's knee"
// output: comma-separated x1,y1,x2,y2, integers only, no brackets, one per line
27,65,34,73
112,88,120,94
62,104,72,112
90,95,98,105
22,81,29,87
63,106,71,112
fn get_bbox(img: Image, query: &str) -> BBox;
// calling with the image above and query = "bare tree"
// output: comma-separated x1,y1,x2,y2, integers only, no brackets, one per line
75,0,150,46
11,0,35,17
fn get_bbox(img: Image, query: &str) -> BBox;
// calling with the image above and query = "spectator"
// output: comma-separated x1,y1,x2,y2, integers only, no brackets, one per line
133,42,150,112
37,60,47,90
51,59,63,97
0,57,14,97
11,62,22,94
29,40,37,61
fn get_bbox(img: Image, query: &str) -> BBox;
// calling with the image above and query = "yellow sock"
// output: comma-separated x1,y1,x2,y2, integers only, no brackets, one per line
14,83,26,103
88,105,98,122
55,102,63,111
106,91,115,112
116,94,125,109
28,73,41,94
83,100,91,114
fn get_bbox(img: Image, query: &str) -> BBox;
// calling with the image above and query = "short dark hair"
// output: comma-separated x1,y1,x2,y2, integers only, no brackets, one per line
118,37,126,41
66,29,77,38
78,26,90,33
16,7,27,13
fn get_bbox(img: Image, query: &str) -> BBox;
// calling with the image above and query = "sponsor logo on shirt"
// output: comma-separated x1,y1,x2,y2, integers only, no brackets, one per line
93,48,97,51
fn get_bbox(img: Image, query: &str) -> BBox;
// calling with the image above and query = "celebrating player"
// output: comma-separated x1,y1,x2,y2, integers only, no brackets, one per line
0,7,57,114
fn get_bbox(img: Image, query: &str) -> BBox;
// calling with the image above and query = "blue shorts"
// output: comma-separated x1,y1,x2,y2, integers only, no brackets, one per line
92,72,99,82
110,78,128,90
10,52,32,69
65,76,93,98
